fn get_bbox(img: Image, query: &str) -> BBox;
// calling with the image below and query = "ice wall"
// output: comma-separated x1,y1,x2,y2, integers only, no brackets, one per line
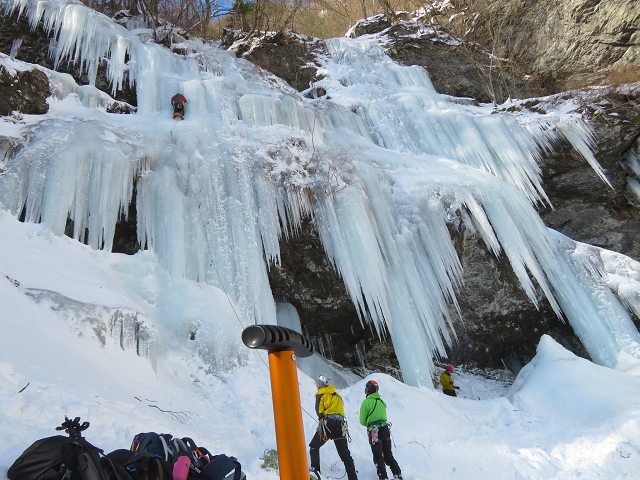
276,301,358,388
1,0,639,386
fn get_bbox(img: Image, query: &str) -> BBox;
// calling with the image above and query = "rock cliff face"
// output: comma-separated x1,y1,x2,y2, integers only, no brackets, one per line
441,86,640,369
454,0,640,94
536,90,640,260
220,29,327,93
0,66,50,116
1,3,638,376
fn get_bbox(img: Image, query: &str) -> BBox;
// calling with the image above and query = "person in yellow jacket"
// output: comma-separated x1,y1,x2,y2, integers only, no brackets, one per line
440,365,461,397
309,374,358,480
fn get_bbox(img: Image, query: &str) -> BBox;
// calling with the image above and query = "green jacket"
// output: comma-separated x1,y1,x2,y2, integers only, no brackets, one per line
359,392,387,429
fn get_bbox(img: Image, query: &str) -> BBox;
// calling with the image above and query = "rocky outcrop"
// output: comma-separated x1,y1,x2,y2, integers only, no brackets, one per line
220,29,328,93
222,18,539,104
383,19,539,104
344,13,539,104
0,66,50,115
443,227,589,370
445,0,640,95
0,12,137,107
537,89,640,261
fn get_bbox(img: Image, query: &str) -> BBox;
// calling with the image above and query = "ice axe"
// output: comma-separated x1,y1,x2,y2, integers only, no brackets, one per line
242,324,314,480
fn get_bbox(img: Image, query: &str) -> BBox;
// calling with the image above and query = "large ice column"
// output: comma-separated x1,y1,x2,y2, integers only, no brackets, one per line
312,158,465,386
320,36,553,205
132,125,290,326
311,145,639,384
0,118,138,251
550,231,640,364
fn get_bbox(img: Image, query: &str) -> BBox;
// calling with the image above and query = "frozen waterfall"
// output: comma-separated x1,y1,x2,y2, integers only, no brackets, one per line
1,0,639,386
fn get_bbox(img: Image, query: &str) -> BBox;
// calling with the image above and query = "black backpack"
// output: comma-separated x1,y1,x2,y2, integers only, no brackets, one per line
103,449,169,480
129,433,175,463
7,417,122,480
128,432,197,478
195,452,244,480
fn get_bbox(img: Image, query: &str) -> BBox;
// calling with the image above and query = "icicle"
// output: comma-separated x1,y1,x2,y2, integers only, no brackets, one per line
9,38,22,59
1,0,637,388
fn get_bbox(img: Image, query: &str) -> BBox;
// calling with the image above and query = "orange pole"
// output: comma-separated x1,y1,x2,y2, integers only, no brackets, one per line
267,350,309,480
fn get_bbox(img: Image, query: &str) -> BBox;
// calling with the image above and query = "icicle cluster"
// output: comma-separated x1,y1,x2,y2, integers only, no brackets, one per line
1,0,638,385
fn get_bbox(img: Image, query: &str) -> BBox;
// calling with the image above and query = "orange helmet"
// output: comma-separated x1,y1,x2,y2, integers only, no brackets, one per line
365,380,379,395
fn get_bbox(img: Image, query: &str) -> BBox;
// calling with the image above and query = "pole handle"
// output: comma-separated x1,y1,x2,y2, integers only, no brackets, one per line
242,324,314,357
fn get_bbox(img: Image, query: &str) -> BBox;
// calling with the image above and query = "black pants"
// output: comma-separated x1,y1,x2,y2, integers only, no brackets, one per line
443,389,457,397
309,417,358,480
368,424,401,480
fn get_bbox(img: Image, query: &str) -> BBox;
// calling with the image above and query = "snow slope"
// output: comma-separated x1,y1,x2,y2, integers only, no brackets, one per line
1,212,640,479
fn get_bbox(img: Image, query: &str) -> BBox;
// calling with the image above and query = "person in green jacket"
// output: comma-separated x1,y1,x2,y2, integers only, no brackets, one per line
359,380,403,480
440,365,460,397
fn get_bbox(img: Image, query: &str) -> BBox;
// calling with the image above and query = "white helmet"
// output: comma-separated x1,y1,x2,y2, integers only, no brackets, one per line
316,374,330,387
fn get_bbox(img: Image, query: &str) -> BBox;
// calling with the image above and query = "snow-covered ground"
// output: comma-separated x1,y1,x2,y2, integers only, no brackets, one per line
1,212,639,479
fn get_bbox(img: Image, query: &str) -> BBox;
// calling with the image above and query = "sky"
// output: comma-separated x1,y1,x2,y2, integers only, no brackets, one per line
1,0,640,478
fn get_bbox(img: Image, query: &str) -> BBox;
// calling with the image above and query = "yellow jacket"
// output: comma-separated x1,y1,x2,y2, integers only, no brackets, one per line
440,372,459,391
315,385,346,417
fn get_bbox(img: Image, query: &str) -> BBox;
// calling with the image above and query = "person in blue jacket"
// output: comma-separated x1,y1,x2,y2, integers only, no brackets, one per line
359,380,402,480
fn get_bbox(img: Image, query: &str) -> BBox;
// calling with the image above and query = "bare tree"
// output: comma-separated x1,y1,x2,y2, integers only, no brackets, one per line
359,0,367,19
378,0,394,20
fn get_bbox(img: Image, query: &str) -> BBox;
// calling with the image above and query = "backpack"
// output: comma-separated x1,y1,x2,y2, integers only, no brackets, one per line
129,433,244,480
195,453,244,480
7,417,117,480
128,433,200,478
172,95,184,110
103,449,169,480
130,433,175,463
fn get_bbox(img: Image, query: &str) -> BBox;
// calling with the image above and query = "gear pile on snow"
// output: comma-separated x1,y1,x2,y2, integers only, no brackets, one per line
7,417,246,480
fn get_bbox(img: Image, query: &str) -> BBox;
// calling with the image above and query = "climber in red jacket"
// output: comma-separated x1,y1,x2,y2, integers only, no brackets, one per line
171,92,188,120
